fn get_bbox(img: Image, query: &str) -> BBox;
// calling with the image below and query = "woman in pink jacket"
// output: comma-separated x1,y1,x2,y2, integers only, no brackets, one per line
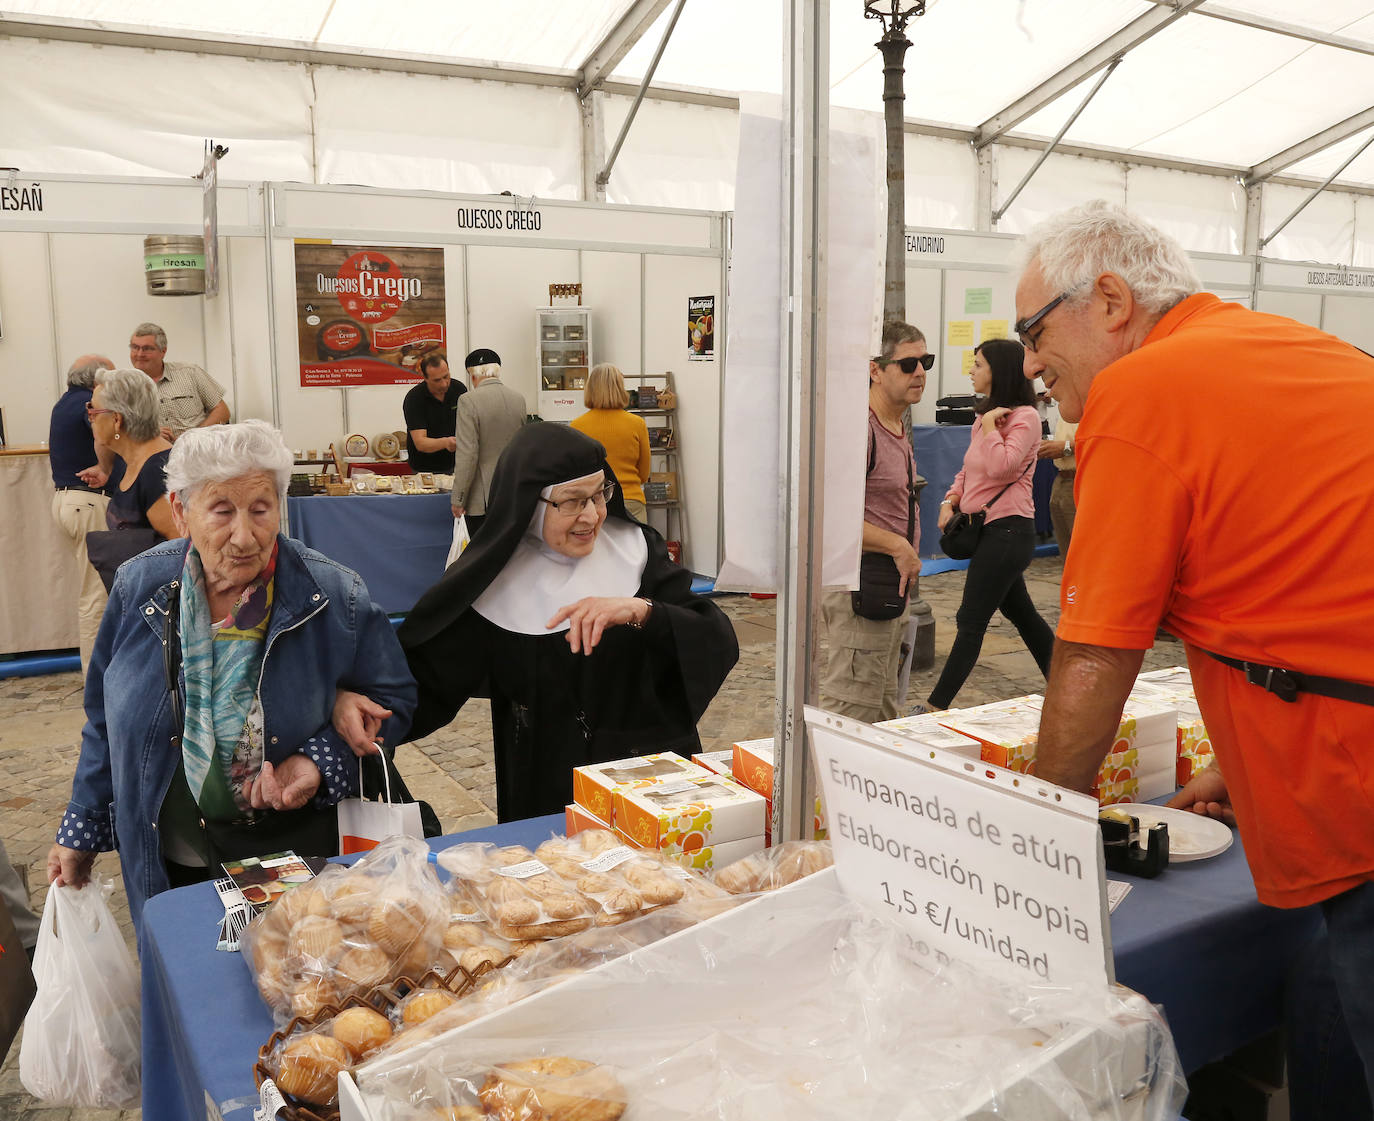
928,338,1055,709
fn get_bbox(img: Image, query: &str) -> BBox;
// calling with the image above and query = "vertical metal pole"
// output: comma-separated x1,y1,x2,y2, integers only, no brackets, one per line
264,184,283,429
878,30,910,323
774,0,829,843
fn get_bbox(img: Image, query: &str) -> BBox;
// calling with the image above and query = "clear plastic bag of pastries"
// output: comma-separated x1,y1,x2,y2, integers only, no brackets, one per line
240,836,450,1028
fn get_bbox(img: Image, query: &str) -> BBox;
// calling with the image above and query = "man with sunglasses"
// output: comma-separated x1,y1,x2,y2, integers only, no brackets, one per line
1019,201,1374,1116
819,321,931,723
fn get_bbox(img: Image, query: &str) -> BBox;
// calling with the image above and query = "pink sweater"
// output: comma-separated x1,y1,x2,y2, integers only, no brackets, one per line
946,405,1039,523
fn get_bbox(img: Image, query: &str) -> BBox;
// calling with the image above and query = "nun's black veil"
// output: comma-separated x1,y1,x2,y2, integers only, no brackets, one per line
398,422,630,649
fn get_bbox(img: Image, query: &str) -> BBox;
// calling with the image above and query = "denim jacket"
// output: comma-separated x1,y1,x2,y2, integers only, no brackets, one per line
58,536,417,933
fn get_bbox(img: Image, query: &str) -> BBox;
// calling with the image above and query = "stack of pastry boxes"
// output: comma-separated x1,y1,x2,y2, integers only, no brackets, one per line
1132,667,1214,785
937,694,1179,805
567,752,765,871
687,739,828,843
874,713,984,760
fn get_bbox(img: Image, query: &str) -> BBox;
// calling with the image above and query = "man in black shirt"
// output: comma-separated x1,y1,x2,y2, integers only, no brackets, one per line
48,353,115,670
402,352,466,473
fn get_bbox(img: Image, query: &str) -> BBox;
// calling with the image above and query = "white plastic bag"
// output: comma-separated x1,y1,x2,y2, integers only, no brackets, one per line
445,514,470,568
19,877,141,1109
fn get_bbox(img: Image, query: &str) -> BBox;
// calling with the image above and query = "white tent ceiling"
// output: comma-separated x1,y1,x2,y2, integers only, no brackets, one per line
4,0,1374,188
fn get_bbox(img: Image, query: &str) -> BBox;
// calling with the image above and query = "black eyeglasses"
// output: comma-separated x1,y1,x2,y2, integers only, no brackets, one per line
873,354,934,373
1014,292,1072,352
539,480,616,516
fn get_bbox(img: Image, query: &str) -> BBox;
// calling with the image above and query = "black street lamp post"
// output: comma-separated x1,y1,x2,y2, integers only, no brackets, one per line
865,1,927,324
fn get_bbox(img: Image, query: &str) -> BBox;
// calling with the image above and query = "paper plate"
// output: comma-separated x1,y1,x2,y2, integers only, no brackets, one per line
1106,804,1234,862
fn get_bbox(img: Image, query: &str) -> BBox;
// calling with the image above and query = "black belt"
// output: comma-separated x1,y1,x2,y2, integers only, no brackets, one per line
56,484,101,494
1206,651,1374,707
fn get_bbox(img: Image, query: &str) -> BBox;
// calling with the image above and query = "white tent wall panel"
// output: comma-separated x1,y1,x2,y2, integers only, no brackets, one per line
222,236,275,432
1123,167,1245,256
50,230,208,386
643,253,721,577
1254,290,1322,329
1354,198,1374,270
1318,296,1374,357
992,149,1127,236
581,252,644,375
0,233,60,443
311,70,582,198
600,97,740,213
1261,185,1358,266
465,244,582,414
904,136,977,232
0,39,315,181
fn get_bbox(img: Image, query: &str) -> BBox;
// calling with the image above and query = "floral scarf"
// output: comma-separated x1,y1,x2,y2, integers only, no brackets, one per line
178,542,277,815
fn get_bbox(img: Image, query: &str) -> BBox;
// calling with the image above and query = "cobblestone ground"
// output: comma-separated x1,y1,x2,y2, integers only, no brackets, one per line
0,555,1187,1119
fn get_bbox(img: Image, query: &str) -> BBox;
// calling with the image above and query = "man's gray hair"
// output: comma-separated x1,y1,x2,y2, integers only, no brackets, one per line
1017,200,1200,317
166,419,295,504
95,368,161,441
131,322,168,351
876,321,925,362
468,362,501,381
67,355,113,389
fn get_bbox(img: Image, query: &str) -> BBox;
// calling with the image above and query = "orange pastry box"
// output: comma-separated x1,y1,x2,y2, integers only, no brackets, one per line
940,694,1178,806
1135,667,1215,786
729,738,775,798
564,802,611,837
691,749,734,777
571,752,708,828
729,737,828,839
613,774,765,864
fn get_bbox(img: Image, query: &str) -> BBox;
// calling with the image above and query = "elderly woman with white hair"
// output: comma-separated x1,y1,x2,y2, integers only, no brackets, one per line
47,420,417,935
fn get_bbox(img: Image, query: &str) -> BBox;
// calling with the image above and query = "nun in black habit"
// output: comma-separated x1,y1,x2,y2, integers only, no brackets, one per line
399,423,739,822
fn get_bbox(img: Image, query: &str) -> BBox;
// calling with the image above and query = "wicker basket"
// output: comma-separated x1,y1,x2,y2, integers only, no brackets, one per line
253,957,512,1121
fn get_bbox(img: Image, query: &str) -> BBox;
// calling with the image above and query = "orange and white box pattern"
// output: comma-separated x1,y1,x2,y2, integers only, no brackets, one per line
614,774,766,864
661,834,767,873
564,802,612,837
939,694,1178,806
1135,667,1214,785
730,737,828,840
571,752,709,830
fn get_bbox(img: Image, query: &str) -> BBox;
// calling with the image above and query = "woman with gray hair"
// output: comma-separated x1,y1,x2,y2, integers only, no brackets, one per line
90,367,176,541
48,419,418,936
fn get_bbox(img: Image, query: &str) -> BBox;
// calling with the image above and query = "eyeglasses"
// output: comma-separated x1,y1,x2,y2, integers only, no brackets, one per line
85,403,114,417
873,353,935,373
1014,292,1072,352
539,481,616,516
129,344,161,354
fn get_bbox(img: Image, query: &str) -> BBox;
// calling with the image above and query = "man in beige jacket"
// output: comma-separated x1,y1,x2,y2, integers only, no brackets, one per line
451,347,527,537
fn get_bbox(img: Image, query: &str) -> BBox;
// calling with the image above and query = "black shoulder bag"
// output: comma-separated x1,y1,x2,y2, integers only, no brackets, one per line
852,430,915,621
940,459,1033,561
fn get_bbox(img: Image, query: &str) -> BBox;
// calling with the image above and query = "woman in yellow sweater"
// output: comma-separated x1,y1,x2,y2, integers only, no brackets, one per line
570,364,651,521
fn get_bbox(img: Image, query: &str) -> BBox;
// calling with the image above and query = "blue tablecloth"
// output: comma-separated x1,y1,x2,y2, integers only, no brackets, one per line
139,817,1320,1120
912,424,1058,557
286,493,453,614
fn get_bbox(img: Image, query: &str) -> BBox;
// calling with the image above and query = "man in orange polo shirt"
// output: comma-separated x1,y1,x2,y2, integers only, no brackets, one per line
1017,201,1374,1114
